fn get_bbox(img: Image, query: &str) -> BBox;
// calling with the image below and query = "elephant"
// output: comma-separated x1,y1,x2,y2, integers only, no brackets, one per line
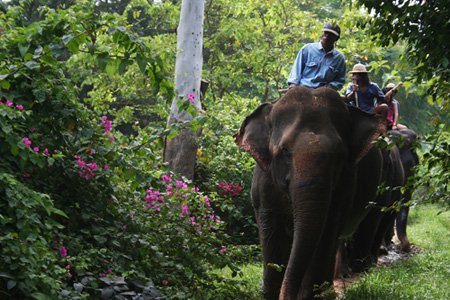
386,129,419,252
234,86,391,299
347,141,405,273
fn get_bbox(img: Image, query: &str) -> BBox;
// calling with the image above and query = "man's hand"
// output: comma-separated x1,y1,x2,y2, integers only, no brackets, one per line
288,83,297,89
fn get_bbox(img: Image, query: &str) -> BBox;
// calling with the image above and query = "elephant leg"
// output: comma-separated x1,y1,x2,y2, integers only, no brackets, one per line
258,209,293,300
349,209,382,272
396,205,411,252
371,211,396,259
252,167,293,299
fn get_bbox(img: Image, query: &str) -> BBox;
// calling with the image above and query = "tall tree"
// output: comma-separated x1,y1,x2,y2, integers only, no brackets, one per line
164,0,205,179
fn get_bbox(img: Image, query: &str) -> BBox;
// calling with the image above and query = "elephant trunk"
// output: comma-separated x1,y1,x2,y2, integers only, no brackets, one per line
279,186,333,299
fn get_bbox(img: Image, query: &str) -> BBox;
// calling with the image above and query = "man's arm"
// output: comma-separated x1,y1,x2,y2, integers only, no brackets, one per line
287,47,305,86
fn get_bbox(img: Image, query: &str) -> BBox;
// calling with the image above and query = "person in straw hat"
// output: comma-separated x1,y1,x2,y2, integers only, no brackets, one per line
287,21,346,91
345,63,386,113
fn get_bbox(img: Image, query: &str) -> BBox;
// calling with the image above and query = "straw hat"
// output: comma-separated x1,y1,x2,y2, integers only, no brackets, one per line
386,83,396,89
349,63,369,74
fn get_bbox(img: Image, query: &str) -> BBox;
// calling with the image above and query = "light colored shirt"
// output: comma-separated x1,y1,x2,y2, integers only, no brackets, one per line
345,82,385,112
287,42,346,90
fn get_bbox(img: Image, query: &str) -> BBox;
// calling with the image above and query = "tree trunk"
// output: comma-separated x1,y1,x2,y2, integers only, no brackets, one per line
164,0,204,180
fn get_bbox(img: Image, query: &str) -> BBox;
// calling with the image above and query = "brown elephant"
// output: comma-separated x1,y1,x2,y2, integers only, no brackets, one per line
234,86,390,299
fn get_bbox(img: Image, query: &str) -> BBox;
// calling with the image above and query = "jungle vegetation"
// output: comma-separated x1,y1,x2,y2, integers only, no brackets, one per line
0,0,449,299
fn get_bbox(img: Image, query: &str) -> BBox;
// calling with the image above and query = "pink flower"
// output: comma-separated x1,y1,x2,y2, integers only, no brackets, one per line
22,137,32,147
16,104,23,110
30,127,36,132
163,280,168,285
122,225,127,229
219,248,227,254
68,272,72,277
162,175,172,182
204,196,211,207
108,269,113,274
104,164,109,170
60,246,67,257
130,213,134,218
101,273,106,277
33,147,39,152
86,163,98,169
43,148,49,155
6,100,13,107
180,204,189,216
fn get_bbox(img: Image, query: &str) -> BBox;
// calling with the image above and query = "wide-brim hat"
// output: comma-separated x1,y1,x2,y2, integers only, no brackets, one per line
322,21,340,37
386,83,396,89
349,63,369,74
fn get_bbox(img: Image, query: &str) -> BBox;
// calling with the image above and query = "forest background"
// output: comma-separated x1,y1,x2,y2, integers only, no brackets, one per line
0,0,449,299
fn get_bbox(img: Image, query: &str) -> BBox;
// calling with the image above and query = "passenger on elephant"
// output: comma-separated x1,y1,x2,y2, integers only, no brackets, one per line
345,63,386,114
287,21,346,91
381,82,408,130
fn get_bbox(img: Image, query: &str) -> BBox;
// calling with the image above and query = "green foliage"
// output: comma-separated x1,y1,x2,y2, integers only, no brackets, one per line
350,0,450,104
0,3,254,299
195,95,260,245
415,118,450,209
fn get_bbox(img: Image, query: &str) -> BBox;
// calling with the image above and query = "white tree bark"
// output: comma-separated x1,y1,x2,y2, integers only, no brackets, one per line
164,0,204,180
169,0,204,122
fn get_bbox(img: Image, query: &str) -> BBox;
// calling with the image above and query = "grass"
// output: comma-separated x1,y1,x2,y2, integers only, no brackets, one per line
342,203,450,300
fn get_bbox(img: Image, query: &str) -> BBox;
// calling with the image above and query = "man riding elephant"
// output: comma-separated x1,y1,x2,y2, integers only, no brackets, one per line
287,21,346,91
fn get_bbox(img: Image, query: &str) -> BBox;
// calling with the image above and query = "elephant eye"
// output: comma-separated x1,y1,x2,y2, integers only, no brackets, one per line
280,146,291,158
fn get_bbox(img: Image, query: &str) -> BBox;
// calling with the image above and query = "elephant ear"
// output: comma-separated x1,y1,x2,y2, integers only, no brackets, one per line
347,105,387,166
234,103,273,171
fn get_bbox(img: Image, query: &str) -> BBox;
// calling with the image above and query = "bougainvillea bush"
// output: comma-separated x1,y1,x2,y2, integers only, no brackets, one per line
0,4,258,299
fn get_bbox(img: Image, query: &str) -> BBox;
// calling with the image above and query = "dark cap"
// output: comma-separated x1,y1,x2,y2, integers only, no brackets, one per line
322,21,340,37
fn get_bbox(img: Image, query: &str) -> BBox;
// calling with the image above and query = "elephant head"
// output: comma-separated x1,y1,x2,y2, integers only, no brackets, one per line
234,86,386,299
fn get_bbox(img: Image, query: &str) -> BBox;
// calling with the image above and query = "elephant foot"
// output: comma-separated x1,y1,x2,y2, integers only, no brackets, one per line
349,257,375,273
400,241,411,252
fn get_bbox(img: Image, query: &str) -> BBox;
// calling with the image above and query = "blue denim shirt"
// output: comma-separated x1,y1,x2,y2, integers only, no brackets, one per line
345,82,385,112
287,42,346,90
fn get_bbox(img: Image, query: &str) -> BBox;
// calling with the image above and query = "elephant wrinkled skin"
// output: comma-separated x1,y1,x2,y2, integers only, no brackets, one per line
235,86,388,299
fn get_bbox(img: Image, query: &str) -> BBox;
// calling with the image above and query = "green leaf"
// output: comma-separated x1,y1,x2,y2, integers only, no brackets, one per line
118,59,133,75
65,34,87,54
2,125,12,134
7,280,16,290
41,54,58,66
97,52,110,71
31,292,49,300
105,59,120,79
136,54,148,73
18,42,30,58
0,80,10,90
10,147,19,156
24,61,38,70
33,89,46,103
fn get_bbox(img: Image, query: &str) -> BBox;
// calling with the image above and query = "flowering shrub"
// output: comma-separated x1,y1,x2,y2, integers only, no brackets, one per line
0,4,258,300
218,182,244,196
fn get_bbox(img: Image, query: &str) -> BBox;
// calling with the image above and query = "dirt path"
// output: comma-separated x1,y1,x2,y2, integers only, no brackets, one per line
333,242,421,297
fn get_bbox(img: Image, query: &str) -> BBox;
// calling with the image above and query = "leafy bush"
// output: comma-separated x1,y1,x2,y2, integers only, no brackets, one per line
0,4,256,299
194,96,260,245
